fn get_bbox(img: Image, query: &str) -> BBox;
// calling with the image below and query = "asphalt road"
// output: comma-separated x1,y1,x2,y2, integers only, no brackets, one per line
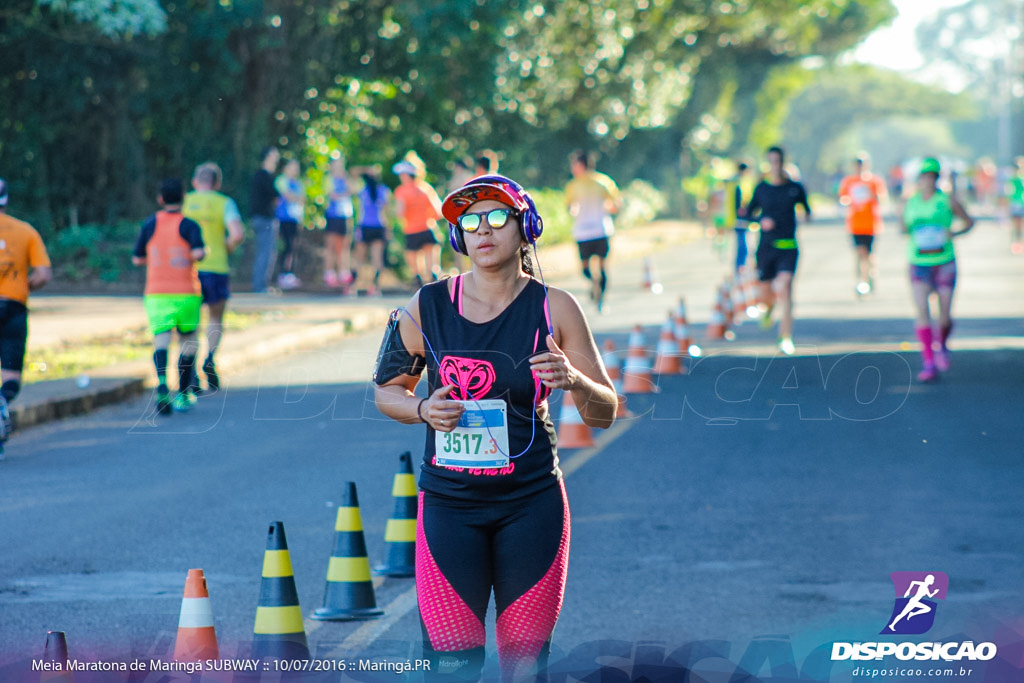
2,214,1023,682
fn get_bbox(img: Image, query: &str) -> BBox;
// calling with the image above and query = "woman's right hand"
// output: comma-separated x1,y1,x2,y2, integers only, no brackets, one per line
422,384,465,432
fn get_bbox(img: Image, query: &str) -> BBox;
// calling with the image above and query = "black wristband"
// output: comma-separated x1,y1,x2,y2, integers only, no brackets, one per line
417,398,427,423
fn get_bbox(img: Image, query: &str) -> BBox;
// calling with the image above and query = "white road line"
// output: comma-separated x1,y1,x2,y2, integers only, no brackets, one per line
558,419,632,478
314,418,633,655
326,588,419,658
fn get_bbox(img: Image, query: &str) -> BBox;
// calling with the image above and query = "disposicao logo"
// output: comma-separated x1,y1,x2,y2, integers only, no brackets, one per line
881,571,948,635
831,571,998,663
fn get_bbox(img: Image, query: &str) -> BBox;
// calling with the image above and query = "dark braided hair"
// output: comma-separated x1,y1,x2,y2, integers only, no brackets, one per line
520,245,536,277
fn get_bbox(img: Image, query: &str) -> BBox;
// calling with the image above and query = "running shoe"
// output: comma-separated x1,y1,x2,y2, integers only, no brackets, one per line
917,365,938,382
203,358,220,392
856,281,871,296
156,384,172,415
778,337,795,356
935,349,951,372
324,271,339,288
172,391,197,413
278,273,302,290
759,304,775,330
0,395,11,441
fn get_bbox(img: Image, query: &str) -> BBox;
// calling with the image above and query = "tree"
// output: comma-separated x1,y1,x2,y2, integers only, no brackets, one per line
778,65,975,190
0,0,897,230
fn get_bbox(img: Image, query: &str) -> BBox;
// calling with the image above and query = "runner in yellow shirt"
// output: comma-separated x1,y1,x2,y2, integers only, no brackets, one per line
183,163,244,392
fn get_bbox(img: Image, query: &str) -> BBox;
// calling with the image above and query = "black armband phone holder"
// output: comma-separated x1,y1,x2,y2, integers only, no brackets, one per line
372,309,426,385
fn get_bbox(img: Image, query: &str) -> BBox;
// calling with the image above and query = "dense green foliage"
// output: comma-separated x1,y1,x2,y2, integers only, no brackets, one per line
2,0,896,235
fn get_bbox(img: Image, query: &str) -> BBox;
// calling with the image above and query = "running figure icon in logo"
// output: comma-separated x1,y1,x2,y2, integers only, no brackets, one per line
882,571,949,635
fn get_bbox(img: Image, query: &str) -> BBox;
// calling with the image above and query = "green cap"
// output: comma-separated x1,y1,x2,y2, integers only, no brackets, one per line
919,158,941,175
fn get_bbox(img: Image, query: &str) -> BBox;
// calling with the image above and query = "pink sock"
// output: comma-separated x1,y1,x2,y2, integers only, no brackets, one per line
937,323,952,351
916,326,935,366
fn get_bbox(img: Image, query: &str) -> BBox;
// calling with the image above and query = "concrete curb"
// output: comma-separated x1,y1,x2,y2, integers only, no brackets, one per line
11,307,391,432
11,377,147,431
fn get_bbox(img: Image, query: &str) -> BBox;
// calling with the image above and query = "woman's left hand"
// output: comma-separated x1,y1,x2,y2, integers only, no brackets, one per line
529,334,579,390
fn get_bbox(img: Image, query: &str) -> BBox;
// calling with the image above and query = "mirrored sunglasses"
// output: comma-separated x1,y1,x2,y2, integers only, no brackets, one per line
457,208,517,232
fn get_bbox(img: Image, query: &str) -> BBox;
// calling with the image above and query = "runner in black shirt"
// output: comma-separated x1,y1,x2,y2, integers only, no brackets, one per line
744,146,811,355
373,175,617,681
249,146,280,293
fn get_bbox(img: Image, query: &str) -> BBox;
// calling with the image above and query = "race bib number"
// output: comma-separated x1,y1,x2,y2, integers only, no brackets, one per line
434,399,510,469
913,224,948,251
851,183,873,205
331,197,354,218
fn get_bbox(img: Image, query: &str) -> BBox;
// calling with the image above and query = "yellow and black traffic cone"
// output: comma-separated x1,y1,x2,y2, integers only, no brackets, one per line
311,482,384,620
253,521,309,661
40,631,73,682
376,452,417,577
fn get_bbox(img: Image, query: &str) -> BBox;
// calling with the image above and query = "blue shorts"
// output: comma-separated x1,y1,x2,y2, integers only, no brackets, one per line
198,271,231,305
909,261,957,291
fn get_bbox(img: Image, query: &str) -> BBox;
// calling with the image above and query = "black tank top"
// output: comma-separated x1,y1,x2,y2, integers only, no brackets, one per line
417,274,560,501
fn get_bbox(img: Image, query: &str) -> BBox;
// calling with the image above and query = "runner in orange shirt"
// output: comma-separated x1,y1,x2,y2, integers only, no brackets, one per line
133,179,207,414
393,158,443,288
838,154,887,296
0,178,53,456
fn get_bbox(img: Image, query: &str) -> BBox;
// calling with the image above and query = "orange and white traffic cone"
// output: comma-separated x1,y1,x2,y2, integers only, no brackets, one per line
601,339,633,418
557,391,594,449
719,282,734,330
751,266,770,309
731,275,747,325
674,298,692,355
641,256,663,295
653,315,681,375
706,298,727,340
622,325,656,394
173,569,219,662
602,339,621,386
674,297,689,325
742,266,761,318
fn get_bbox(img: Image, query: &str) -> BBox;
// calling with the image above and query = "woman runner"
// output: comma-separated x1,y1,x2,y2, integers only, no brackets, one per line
373,174,617,681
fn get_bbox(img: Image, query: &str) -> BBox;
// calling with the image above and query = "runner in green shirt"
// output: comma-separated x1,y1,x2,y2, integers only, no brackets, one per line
1003,157,1024,254
900,158,974,382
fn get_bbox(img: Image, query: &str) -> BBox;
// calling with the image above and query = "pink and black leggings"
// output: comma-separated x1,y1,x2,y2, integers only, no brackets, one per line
416,481,570,681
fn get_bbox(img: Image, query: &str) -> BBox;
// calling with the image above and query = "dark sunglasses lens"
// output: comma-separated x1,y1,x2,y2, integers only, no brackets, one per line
459,213,482,232
486,209,511,228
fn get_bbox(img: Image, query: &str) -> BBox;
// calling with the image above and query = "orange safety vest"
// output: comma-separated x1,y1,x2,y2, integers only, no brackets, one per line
145,211,201,296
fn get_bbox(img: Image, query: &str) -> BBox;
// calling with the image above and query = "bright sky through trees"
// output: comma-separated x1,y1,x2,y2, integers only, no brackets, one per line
850,0,973,90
